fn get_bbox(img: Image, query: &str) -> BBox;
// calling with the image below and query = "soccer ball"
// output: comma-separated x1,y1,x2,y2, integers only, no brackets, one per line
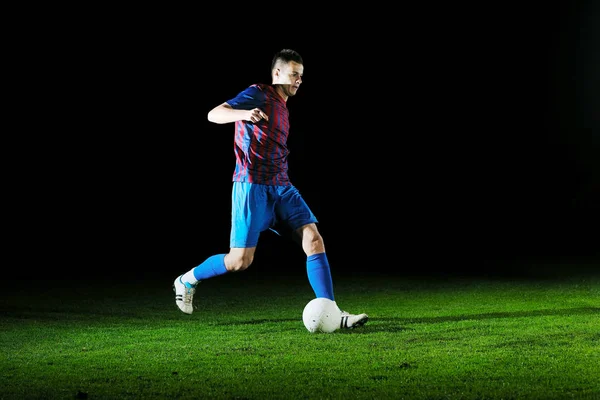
302,297,342,333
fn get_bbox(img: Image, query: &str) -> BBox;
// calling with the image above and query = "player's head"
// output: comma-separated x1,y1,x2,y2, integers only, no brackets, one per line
271,49,303,99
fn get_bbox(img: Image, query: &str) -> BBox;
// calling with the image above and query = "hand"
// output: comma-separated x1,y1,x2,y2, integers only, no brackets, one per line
248,108,269,123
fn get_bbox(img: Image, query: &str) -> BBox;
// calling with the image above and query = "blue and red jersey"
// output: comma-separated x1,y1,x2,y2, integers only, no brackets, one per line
226,83,291,186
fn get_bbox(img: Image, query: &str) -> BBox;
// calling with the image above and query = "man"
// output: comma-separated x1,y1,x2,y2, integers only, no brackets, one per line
173,49,368,330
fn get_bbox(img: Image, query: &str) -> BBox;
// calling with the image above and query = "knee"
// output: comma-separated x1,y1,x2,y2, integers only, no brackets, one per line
225,254,253,272
303,231,325,255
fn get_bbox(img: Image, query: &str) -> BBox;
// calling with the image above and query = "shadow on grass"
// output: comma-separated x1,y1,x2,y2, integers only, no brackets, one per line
340,306,600,334
221,306,600,334
396,306,600,324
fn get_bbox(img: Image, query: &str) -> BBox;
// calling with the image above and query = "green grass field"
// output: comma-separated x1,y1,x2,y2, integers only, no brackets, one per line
1,265,598,400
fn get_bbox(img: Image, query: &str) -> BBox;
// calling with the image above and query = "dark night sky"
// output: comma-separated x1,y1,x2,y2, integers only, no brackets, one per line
10,3,599,280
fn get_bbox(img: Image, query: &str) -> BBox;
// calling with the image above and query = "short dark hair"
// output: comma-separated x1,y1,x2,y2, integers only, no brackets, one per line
271,49,303,72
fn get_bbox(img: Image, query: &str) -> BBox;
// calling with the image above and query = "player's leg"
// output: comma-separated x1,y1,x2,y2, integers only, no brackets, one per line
277,185,369,329
274,186,333,300
275,186,333,300
174,247,258,315
295,223,334,300
295,223,369,329
173,182,270,314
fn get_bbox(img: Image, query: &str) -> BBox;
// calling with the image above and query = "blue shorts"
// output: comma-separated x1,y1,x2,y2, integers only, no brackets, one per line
230,182,318,248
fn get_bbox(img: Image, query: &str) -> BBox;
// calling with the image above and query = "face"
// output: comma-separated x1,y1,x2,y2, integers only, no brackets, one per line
273,60,303,100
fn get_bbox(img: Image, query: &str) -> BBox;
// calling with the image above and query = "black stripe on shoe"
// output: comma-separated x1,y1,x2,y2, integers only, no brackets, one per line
340,315,349,329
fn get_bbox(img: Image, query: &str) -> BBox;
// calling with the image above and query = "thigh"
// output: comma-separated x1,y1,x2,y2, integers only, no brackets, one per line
276,185,318,231
230,182,275,248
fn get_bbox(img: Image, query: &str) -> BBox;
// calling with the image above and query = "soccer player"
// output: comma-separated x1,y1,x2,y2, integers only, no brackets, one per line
173,49,368,330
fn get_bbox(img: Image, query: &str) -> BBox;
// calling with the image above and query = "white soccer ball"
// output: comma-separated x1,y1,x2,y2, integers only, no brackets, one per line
302,297,342,333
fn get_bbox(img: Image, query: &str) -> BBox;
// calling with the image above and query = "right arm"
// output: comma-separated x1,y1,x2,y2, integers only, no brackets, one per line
207,102,269,124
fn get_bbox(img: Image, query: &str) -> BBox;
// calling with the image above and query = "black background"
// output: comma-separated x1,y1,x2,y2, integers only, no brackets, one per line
10,3,599,281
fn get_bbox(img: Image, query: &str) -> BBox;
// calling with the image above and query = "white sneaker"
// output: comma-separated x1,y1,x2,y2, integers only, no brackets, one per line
173,275,196,314
340,311,369,329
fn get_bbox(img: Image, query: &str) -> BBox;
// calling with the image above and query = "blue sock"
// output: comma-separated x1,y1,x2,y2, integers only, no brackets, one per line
190,254,228,282
306,252,335,301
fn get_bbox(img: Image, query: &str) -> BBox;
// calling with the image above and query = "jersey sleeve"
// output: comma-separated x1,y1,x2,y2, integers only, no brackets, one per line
226,84,266,110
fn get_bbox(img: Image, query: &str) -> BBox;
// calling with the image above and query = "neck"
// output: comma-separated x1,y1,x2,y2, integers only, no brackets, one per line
273,84,288,102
